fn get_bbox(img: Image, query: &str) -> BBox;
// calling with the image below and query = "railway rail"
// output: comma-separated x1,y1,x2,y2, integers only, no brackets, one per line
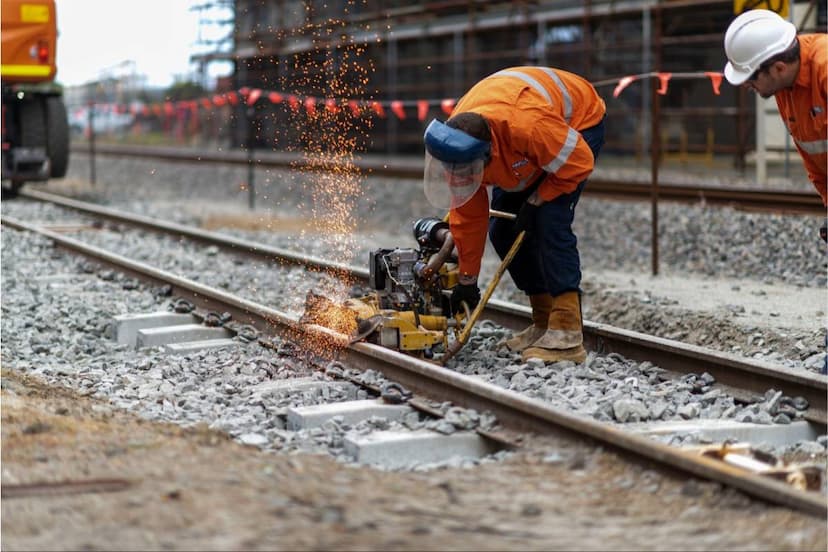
19,188,828,425
4,190,826,516
69,143,824,215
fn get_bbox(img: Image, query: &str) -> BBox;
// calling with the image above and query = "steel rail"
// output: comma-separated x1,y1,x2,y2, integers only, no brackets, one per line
20,188,828,424
3,213,825,517
68,143,824,215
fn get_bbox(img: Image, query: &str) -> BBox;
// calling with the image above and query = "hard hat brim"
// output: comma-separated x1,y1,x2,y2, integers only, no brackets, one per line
724,62,751,86
424,119,490,164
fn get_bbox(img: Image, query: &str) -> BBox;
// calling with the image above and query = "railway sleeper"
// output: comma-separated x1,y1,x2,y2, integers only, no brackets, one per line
282,398,506,468
344,430,498,469
286,399,414,430
108,311,237,353
632,418,821,448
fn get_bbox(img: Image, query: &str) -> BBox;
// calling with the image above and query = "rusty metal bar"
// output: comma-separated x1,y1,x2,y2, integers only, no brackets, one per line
650,4,662,276
2,478,133,498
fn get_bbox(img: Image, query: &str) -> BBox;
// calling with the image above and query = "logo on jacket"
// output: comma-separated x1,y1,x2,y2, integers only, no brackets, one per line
511,159,529,170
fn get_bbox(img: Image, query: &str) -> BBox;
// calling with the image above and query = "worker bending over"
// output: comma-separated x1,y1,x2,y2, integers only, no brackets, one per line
423,66,606,364
724,9,827,239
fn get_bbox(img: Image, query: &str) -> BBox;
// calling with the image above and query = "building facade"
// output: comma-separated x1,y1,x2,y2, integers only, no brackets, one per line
204,0,826,164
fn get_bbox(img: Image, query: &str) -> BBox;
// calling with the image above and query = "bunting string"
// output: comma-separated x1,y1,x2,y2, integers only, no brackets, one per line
79,71,725,126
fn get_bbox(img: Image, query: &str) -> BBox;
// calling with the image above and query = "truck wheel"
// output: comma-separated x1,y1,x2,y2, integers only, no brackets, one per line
1,182,24,200
46,96,70,178
12,101,48,190
20,99,47,148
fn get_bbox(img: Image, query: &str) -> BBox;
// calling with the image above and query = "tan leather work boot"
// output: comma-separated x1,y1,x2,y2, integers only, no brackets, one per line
522,291,587,364
498,294,554,352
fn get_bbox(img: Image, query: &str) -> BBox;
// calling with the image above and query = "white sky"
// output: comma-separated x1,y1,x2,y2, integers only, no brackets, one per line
55,0,231,88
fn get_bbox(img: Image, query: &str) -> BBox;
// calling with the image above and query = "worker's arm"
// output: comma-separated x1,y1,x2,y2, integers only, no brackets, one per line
527,115,595,202
795,146,827,206
513,190,543,234
448,185,490,279
807,49,828,207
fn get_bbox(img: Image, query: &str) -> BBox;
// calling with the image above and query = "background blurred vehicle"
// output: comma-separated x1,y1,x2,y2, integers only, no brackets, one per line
1,0,69,198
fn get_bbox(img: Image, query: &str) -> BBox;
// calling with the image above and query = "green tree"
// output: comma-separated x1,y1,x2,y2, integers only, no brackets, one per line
164,81,206,102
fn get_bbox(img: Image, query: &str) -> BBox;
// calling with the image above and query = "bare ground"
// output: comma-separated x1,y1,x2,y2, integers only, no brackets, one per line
2,368,825,551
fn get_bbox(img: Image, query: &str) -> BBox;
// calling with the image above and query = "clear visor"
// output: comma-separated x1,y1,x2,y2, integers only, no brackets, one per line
423,152,484,209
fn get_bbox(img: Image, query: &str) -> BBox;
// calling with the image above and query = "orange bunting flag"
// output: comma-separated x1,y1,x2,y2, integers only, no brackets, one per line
238,86,250,97
348,100,361,118
417,100,429,121
226,91,239,105
440,98,455,116
613,76,636,98
268,92,283,104
201,98,213,110
657,73,672,95
371,101,386,118
304,96,317,116
391,100,406,120
287,95,300,111
705,71,723,95
325,98,339,113
212,94,226,107
246,88,262,106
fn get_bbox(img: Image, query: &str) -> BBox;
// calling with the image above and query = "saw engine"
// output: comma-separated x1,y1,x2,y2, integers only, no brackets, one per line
301,217,470,358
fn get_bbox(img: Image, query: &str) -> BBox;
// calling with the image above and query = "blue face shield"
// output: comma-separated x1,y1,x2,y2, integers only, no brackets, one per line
422,119,490,209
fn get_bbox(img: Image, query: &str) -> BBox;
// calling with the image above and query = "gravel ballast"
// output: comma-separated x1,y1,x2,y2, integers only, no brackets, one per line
1,153,826,550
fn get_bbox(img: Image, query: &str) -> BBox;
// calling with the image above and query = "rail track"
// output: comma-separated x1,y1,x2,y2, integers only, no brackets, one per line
3,189,826,516
70,143,824,215
17,188,828,424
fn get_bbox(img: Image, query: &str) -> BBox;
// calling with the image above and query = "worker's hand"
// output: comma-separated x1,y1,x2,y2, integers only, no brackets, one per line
820,220,827,243
451,282,481,312
514,201,540,235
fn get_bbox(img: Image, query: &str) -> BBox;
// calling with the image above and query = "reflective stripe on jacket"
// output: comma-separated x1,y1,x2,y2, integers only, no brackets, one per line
775,34,827,205
448,66,606,276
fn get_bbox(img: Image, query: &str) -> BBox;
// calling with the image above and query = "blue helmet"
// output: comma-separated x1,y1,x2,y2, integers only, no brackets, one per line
423,119,490,164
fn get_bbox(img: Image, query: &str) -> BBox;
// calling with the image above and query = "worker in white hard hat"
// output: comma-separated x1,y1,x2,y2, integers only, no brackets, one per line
724,8,827,241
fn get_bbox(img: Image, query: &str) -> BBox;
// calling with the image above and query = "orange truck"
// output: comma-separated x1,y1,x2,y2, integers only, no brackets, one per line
1,0,69,196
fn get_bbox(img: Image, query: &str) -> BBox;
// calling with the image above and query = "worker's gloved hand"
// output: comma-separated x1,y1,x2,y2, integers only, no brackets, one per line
514,201,540,235
451,282,481,312
820,220,827,243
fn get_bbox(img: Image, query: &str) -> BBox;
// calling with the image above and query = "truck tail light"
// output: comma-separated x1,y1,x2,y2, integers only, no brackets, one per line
37,41,49,63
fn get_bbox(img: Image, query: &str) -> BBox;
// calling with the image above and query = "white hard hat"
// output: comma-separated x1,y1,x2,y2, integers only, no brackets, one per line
724,9,796,85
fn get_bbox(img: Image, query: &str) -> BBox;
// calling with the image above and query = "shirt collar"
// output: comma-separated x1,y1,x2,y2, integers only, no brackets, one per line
793,39,811,89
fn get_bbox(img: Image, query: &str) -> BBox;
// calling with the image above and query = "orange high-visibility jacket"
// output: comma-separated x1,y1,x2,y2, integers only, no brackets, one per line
448,66,606,277
774,34,827,206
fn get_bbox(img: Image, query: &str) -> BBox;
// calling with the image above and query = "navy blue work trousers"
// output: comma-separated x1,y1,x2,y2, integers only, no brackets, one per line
488,118,605,297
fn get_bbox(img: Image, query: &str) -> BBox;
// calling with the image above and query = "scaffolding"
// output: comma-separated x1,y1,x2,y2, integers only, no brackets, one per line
218,0,826,164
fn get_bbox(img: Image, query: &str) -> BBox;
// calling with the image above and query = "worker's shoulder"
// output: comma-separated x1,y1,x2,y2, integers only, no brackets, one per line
799,33,827,53
799,34,827,83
